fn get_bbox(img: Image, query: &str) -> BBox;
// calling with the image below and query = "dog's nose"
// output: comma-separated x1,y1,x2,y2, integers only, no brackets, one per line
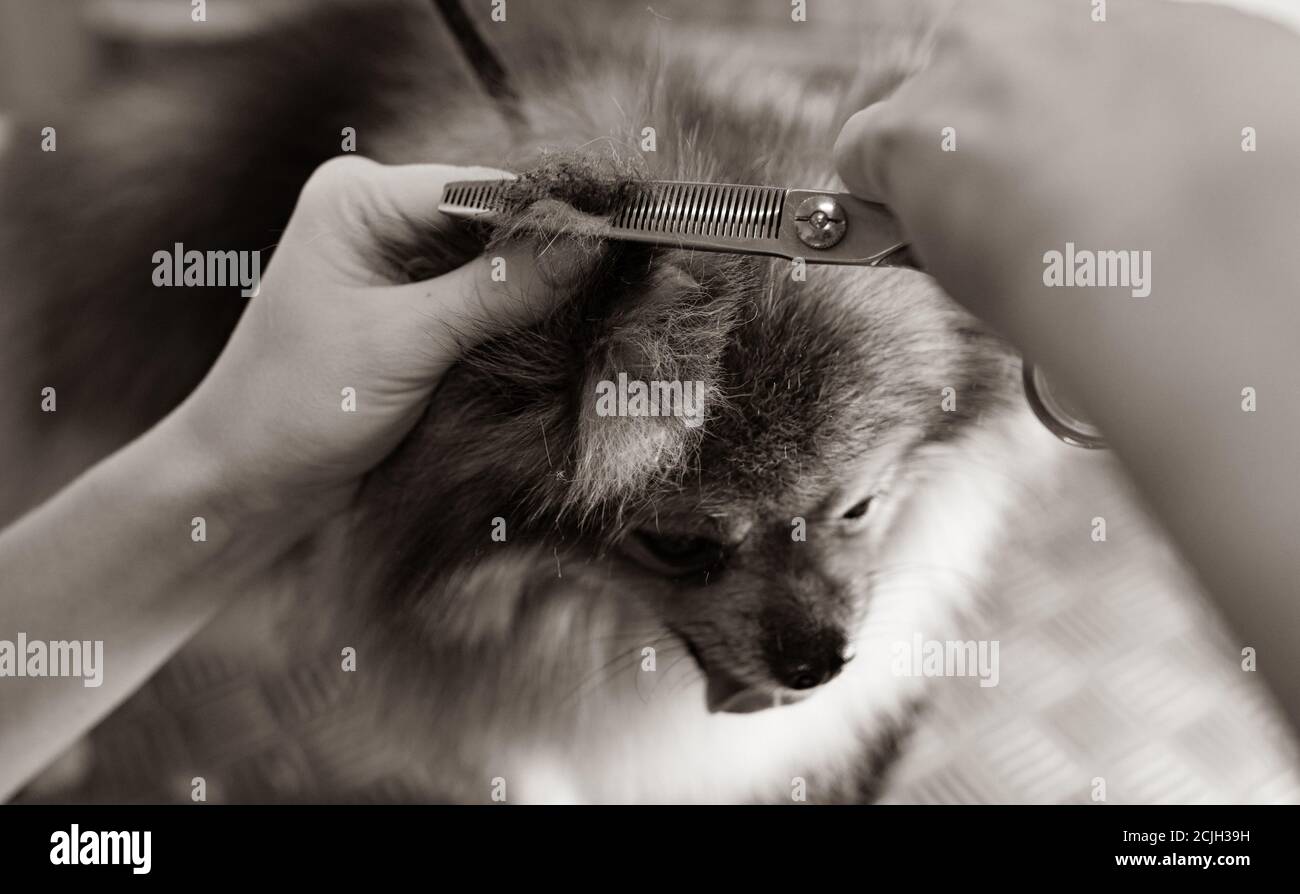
762,622,851,690
780,654,847,690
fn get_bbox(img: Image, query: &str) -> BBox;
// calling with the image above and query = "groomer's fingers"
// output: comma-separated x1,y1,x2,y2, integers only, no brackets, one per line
298,157,582,355
392,241,572,347
287,157,515,279
833,102,902,204
301,155,515,222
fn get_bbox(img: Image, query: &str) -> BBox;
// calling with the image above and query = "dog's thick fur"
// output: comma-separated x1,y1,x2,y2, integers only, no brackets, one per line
1,0,1061,802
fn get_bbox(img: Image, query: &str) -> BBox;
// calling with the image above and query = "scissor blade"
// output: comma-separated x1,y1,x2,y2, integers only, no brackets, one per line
438,179,914,267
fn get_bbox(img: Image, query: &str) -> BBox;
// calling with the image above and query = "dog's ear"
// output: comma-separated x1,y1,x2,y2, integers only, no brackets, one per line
568,262,734,518
354,248,751,610
380,245,741,524
368,149,748,522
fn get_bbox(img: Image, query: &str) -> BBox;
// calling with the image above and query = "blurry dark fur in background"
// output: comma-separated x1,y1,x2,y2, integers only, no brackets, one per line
0,0,1065,802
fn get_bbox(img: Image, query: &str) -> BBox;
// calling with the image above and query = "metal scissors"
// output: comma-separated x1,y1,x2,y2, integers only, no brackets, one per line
439,178,1106,449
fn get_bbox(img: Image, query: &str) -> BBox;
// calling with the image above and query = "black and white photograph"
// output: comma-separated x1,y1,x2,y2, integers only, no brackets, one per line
0,0,1296,874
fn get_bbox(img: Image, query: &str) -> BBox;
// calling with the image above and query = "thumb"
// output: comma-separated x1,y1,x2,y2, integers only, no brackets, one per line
833,103,897,204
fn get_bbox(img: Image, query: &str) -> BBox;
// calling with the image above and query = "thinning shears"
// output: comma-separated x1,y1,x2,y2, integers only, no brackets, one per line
439,178,1106,449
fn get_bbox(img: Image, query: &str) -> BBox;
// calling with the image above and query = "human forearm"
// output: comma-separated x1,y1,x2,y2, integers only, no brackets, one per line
0,414,296,801
833,0,1300,732
0,160,539,801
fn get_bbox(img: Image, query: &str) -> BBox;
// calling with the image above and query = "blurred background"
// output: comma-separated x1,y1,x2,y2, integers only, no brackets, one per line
0,0,291,112
3,0,1299,803
5,0,1300,116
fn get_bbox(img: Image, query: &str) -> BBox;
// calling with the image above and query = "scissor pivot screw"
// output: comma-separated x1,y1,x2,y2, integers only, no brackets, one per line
794,195,847,249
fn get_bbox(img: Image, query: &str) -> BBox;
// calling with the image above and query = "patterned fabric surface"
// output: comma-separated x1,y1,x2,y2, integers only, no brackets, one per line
886,452,1300,804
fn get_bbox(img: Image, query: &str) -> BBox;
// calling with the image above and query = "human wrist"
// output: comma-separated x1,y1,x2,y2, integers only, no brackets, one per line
132,408,327,588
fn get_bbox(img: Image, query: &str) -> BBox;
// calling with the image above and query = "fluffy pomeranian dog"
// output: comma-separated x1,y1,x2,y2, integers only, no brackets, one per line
1,0,1061,802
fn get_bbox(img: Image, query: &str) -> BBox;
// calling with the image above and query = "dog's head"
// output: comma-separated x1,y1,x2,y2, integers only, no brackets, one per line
352,27,1020,716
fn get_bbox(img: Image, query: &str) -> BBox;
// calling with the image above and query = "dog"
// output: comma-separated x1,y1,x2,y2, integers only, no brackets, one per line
1,0,1062,803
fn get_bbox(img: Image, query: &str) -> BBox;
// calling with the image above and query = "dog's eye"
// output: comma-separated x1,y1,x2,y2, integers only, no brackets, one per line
627,530,724,576
842,498,873,520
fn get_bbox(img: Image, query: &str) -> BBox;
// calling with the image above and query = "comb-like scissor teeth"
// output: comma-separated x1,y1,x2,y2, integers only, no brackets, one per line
438,178,911,267
437,176,1106,449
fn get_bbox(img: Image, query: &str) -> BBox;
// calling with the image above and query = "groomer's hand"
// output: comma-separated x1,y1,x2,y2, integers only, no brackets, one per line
173,156,548,522
834,0,1300,729
834,0,1300,351
0,157,551,801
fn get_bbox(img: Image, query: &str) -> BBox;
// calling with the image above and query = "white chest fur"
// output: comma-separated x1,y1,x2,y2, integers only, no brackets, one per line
493,411,1058,804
